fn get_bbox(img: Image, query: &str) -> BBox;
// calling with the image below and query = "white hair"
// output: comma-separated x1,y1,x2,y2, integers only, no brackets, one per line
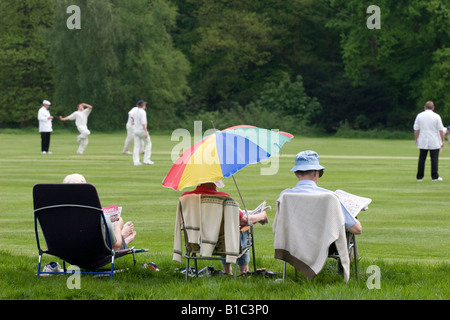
63,173,86,184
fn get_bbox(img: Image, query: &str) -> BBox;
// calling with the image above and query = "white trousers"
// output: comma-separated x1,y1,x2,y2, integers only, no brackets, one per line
133,131,152,164
76,126,90,154
123,123,144,153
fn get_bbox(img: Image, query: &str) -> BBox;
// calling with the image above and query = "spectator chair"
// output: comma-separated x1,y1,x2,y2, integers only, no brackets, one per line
33,183,148,279
273,193,358,282
173,194,256,280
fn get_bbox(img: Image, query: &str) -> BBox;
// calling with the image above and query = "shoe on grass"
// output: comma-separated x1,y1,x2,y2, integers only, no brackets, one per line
41,261,62,275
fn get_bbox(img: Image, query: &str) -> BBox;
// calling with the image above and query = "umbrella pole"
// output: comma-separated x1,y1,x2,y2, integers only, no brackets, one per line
232,175,248,215
232,174,257,273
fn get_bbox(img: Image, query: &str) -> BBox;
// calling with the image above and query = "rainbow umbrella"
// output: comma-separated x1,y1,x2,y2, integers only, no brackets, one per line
162,125,293,192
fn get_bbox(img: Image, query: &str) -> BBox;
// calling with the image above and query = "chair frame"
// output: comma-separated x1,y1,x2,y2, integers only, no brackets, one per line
282,231,358,281
33,183,148,279
181,215,257,280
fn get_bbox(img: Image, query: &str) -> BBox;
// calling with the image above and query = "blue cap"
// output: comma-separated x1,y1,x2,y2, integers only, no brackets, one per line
290,150,325,172
137,100,147,106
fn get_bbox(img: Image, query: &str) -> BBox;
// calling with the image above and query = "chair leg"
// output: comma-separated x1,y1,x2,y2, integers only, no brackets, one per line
194,258,198,277
353,236,359,280
282,261,296,280
251,226,257,273
110,255,115,279
37,254,42,278
132,248,137,265
346,232,359,280
185,257,190,281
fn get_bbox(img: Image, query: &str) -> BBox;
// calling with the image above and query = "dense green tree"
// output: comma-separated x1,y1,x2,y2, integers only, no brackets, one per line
2,0,449,132
0,0,53,128
49,0,119,130
113,0,191,129
420,47,450,120
326,0,450,125
178,0,278,110
49,0,190,131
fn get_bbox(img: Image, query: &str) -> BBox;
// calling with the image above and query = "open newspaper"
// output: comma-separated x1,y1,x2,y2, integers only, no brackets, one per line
334,190,372,218
245,200,271,216
102,204,122,223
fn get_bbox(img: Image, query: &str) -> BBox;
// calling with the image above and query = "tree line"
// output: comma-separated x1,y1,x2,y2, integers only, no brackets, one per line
1,0,449,134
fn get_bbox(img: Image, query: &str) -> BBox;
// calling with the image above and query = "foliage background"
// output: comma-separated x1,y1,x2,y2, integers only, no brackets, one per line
1,0,450,133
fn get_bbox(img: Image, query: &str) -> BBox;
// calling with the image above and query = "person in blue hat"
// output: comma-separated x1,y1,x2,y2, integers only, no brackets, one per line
280,150,362,235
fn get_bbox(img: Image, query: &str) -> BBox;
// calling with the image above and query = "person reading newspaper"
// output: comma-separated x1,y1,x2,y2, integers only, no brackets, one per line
102,204,123,223
63,174,137,250
280,151,365,235
181,181,269,275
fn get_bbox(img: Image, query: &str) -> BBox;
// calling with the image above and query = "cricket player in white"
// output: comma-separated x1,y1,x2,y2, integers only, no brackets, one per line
37,100,54,154
122,105,144,154
60,103,93,154
133,100,153,166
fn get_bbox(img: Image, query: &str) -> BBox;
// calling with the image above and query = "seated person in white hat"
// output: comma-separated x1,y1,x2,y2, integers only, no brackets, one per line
63,174,137,250
280,151,362,235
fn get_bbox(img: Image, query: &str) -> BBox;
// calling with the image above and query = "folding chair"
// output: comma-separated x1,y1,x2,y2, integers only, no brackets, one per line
328,231,358,280
174,194,256,280
274,193,357,282
33,183,148,279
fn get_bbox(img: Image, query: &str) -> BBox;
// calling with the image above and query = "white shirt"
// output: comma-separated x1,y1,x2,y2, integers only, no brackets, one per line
280,180,357,230
127,107,139,125
68,108,92,128
37,106,52,132
413,109,444,150
133,108,147,132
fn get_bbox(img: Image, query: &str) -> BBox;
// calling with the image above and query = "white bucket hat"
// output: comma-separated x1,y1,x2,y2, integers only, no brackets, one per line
43,100,51,106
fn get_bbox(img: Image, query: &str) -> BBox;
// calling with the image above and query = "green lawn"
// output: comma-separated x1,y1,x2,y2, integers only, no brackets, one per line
0,130,448,301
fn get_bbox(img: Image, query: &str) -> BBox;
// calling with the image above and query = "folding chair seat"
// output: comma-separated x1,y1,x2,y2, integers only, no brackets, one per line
173,194,256,280
273,193,357,282
33,183,148,279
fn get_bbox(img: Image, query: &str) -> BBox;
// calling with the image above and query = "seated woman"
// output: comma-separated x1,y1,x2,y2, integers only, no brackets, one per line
63,173,136,251
181,180,268,275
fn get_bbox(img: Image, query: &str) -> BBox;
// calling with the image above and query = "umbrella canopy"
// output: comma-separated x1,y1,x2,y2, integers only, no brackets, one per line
162,125,293,191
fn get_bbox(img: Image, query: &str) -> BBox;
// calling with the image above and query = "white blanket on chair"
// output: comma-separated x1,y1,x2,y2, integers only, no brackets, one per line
273,193,350,282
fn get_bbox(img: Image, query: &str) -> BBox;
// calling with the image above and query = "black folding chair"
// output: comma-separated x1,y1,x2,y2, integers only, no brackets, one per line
33,183,148,279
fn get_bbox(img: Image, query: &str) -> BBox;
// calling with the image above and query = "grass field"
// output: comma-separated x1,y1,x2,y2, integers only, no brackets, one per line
0,129,448,302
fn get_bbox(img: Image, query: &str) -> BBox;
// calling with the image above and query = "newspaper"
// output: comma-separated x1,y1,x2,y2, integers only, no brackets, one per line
245,201,271,216
102,204,122,222
334,190,372,218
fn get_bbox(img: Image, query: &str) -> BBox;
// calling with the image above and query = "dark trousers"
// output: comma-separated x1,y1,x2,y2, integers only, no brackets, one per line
417,149,440,180
40,132,51,152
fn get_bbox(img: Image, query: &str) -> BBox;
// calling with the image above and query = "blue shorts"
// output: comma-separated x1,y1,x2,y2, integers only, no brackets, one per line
222,231,250,266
